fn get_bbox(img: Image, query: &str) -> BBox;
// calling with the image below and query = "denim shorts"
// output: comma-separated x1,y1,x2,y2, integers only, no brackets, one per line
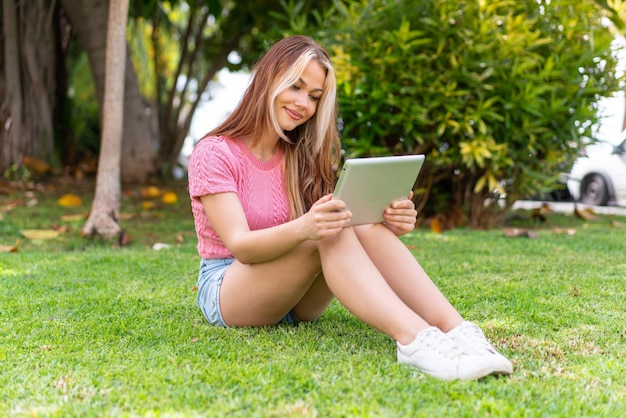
196,258,300,327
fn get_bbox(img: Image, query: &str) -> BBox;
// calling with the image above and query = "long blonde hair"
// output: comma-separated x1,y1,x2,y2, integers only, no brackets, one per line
205,35,340,218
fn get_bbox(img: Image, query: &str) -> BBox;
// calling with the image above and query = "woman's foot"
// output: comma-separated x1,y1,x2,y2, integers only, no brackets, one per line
396,326,499,381
446,321,513,376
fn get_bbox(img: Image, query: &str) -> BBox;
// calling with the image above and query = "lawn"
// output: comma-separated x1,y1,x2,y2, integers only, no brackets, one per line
1,179,625,417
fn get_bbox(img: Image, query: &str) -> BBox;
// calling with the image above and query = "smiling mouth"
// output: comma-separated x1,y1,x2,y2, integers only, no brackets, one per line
284,108,303,120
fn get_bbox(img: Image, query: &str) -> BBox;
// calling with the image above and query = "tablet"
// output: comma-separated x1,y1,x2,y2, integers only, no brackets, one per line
333,154,425,226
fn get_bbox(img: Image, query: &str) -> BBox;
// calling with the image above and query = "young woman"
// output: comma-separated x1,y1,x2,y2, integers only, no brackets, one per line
188,35,513,381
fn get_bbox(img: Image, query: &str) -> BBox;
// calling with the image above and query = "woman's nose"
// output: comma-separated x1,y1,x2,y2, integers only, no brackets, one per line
294,91,308,107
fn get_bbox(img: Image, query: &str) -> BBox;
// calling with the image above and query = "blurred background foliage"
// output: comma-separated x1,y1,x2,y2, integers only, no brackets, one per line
2,0,625,228
272,0,624,226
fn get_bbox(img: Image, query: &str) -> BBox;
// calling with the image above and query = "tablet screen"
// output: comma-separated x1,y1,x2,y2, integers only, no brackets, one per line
333,155,425,226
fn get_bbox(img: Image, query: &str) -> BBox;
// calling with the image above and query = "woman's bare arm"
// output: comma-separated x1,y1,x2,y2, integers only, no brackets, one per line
201,193,352,264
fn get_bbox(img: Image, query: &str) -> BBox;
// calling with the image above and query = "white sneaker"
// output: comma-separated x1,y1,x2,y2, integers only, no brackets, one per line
447,321,513,376
397,326,497,381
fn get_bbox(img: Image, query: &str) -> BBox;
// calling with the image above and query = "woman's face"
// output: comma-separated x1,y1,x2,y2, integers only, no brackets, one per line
275,60,326,132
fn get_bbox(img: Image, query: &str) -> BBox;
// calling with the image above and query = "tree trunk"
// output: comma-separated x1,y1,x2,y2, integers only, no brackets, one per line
1,0,57,174
60,0,156,183
153,3,257,175
82,0,128,239
1,0,23,170
2,0,23,171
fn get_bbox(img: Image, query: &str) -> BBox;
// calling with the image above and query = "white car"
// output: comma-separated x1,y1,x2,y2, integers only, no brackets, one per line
566,139,626,206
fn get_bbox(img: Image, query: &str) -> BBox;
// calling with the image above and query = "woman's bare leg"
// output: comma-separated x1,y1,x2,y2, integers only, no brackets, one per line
219,224,509,380
290,272,334,322
219,240,327,327
314,228,429,344
353,224,464,332
316,228,505,380
219,228,429,344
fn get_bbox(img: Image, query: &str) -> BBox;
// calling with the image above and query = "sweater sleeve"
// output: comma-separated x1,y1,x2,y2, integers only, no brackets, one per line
188,137,238,199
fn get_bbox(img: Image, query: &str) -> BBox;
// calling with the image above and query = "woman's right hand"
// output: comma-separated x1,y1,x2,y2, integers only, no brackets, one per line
301,194,352,240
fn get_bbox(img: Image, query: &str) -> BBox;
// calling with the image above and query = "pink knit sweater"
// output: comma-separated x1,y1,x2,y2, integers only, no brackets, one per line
188,136,290,259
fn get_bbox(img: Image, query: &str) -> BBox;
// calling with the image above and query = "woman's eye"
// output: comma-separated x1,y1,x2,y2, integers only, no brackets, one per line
291,84,300,91
310,95,320,102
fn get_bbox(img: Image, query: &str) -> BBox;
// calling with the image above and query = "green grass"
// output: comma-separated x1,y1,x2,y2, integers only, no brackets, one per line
1,181,625,417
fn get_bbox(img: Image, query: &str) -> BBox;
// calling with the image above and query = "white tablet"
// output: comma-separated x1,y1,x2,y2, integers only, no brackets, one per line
333,155,425,226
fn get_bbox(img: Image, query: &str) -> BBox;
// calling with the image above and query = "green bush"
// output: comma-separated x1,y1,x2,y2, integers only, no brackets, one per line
319,0,622,227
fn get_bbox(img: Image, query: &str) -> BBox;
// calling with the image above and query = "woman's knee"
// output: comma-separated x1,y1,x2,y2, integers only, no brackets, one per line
353,223,388,235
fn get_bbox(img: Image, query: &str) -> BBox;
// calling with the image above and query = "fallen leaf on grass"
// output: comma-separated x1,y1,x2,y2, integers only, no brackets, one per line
53,225,70,234
430,217,443,234
0,240,19,252
610,220,624,228
140,186,162,199
161,191,178,204
57,193,83,207
61,212,88,222
530,203,553,222
118,212,136,221
504,228,539,238
21,229,62,240
504,228,524,237
142,201,159,210
574,205,600,221
0,200,22,212
23,155,52,176
553,228,576,236
0,182,19,194
152,242,171,251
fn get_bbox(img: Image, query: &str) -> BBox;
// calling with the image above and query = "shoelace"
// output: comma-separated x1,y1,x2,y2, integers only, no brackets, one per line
455,323,496,354
419,327,467,360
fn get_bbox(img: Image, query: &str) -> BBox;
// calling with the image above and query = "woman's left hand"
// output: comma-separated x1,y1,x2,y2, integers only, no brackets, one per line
383,191,417,236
